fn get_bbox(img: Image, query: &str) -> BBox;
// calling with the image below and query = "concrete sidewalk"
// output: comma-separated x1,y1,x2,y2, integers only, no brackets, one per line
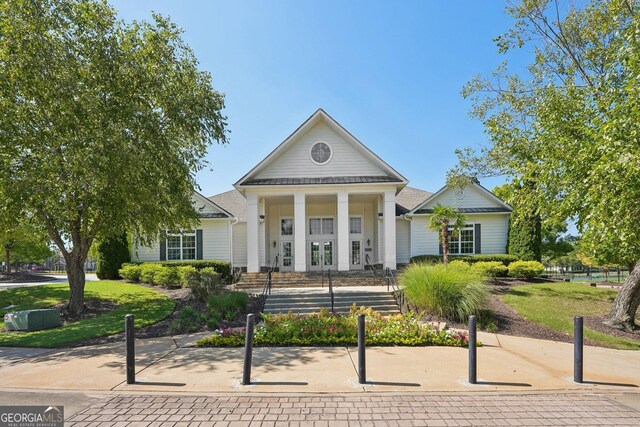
1,331,639,394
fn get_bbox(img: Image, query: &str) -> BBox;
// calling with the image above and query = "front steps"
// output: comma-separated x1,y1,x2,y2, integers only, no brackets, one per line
233,270,386,292
262,289,399,316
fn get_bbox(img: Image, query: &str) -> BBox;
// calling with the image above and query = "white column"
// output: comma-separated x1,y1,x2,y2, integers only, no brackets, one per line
294,192,306,272
383,190,397,270
337,191,349,271
246,194,259,273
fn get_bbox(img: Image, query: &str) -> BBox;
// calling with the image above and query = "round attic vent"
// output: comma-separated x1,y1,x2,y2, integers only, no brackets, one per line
309,141,332,165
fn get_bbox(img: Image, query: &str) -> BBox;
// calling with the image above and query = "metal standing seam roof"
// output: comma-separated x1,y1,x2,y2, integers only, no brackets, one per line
413,207,512,214
241,176,403,186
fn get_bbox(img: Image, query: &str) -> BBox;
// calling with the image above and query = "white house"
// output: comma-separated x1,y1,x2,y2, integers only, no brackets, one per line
132,109,512,272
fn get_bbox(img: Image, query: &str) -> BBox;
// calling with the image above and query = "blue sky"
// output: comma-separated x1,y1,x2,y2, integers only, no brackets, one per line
111,1,531,197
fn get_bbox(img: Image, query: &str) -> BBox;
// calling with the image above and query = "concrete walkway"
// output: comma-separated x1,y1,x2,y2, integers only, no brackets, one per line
1,332,639,394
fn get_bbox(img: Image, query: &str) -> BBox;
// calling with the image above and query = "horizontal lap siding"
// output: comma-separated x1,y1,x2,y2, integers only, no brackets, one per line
396,219,410,264
410,214,509,256
255,122,385,179
423,186,502,209
233,223,248,268
131,220,231,263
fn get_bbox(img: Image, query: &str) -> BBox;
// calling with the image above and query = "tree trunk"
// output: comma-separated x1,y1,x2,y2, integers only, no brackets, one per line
605,260,640,332
66,255,86,316
4,248,10,274
441,225,450,265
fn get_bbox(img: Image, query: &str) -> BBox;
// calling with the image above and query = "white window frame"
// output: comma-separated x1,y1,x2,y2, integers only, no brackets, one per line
166,230,197,261
349,216,363,235
448,224,475,255
308,216,335,236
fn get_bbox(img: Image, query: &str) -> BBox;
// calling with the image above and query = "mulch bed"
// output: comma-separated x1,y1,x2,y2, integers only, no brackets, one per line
0,272,57,283
584,315,640,342
55,299,118,324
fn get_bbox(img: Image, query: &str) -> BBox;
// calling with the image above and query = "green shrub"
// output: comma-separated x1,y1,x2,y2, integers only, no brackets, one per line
448,260,470,270
208,291,249,328
126,260,232,282
410,254,518,266
400,263,489,321
196,310,473,348
169,307,208,334
153,266,182,288
471,261,509,278
508,260,545,279
96,233,130,280
118,265,142,282
140,263,162,284
187,267,222,303
177,265,197,287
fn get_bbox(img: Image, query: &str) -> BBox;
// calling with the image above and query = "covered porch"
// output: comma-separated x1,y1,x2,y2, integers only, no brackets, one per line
245,188,397,273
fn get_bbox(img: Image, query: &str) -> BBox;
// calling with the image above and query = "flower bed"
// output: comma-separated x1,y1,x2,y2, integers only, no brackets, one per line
195,307,472,348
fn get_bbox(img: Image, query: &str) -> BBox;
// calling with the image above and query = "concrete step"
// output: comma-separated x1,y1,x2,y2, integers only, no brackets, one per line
262,291,400,316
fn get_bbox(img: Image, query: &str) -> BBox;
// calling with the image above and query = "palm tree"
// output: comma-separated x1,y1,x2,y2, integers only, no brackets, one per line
428,204,467,264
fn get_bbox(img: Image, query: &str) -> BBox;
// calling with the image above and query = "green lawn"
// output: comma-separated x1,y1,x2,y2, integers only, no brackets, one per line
502,283,640,350
0,281,175,348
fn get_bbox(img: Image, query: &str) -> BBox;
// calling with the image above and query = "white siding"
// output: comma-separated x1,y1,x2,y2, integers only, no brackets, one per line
255,122,386,179
131,219,231,262
233,222,247,268
396,219,410,264
410,214,509,257
422,185,503,209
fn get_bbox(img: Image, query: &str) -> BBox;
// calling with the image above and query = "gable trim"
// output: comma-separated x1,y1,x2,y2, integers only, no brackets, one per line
407,182,513,215
234,109,408,189
193,191,233,218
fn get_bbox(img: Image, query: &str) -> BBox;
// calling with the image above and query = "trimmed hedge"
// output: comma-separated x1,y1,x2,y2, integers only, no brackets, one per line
471,261,509,278
410,254,519,266
508,260,545,278
122,260,231,282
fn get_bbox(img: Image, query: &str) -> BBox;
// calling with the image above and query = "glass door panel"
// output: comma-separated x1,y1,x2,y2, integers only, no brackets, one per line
310,241,321,267
351,240,361,267
281,241,292,270
323,241,333,267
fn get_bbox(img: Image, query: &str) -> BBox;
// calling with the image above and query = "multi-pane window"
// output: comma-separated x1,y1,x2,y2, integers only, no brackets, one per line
349,217,362,234
167,231,196,260
448,225,474,255
309,217,334,235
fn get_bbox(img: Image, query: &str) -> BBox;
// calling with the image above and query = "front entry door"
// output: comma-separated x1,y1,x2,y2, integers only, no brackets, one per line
350,239,362,269
308,240,334,271
280,241,293,272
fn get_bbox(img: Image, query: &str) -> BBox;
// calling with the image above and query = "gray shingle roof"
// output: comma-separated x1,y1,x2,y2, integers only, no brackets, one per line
241,176,403,186
413,207,512,214
210,185,434,222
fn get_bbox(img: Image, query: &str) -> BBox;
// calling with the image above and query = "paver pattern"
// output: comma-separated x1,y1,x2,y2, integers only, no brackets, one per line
67,392,640,426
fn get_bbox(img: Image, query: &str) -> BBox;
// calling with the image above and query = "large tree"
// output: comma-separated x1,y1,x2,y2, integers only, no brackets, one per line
0,0,228,314
449,0,640,330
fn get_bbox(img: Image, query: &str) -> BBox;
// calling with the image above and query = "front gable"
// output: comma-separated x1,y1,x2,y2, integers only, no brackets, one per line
235,109,407,188
410,182,512,214
192,191,232,218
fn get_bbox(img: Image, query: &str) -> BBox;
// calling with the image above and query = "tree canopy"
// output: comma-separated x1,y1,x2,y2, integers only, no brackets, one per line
449,0,640,330
0,0,228,313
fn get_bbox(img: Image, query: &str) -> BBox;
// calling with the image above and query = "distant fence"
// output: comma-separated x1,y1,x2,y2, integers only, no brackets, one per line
544,264,629,283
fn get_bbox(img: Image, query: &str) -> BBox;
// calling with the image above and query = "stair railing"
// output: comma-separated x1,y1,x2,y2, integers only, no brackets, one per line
365,254,377,286
328,269,335,313
259,254,279,312
385,267,417,314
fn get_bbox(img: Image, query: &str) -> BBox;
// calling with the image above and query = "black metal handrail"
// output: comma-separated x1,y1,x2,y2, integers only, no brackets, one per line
385,267,417,314
328,269,335,313
365,254,377,286
261,254,279,298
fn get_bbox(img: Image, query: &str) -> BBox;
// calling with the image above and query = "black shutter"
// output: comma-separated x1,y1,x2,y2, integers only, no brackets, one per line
196,229,203,260
159,238,166,261
474,224,481,254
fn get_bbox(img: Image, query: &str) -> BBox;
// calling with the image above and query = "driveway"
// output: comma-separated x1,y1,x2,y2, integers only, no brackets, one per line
0,273,99,290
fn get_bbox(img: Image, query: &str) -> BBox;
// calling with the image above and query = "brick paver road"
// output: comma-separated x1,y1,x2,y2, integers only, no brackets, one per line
66,392,640,426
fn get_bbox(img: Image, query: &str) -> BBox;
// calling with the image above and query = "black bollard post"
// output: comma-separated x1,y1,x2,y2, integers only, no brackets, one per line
242,314,255,385
125,314,135,384
468,315,477,384
574,316,583,383
358,314,366,384
328,270,334,313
